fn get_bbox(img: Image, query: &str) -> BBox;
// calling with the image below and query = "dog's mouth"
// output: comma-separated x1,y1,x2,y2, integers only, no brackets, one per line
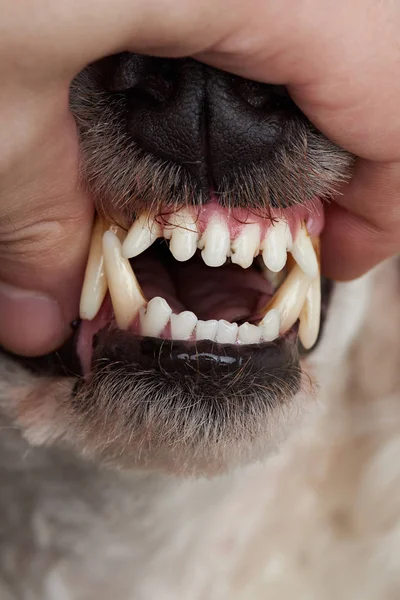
77,196,327,380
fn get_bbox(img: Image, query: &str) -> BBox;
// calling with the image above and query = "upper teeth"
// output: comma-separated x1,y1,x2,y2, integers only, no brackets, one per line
102,230,146,330
79,219,126,321
122,208,317,280
122,213,162,259
261,219,292,273
200,215,231,267
79,210,321,348
165,209,199,262
298,238,321,349
231,223,261,269
290,222,319,279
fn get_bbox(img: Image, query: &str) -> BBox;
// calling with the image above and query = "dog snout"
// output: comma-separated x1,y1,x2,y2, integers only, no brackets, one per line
100,54,299,193
71,53,352,217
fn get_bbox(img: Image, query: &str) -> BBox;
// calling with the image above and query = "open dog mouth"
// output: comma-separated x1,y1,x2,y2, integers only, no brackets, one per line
77,196,325,378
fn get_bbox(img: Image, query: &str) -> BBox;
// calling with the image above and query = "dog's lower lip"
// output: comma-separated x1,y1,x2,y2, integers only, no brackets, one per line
90,326,299,378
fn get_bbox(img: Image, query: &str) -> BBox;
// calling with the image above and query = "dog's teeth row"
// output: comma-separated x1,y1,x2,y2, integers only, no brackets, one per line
121,209,318,278
139,296,280,343
79,218,321,348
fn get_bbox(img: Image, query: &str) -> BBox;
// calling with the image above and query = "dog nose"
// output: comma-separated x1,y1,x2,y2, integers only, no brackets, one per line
103,54,300,192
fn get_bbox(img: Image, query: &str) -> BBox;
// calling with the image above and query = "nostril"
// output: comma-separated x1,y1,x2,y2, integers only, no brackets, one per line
99,53,148,92
99,53,178,104
133,70,176,104
234,79,295,111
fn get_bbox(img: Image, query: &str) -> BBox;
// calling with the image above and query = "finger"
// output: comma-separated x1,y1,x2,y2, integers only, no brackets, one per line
199,0,400,162
0,93,93,356
321,160,400,280
4,1,400,163
1,0,239,78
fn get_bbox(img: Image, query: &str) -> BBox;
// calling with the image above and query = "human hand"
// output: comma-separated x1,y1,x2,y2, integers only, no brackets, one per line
0,0,399,356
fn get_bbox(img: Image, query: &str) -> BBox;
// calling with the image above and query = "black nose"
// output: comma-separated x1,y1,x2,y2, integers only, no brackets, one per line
101,53,300,193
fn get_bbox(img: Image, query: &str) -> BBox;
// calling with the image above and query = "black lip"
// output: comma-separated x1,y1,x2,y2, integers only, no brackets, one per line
91,327,298,376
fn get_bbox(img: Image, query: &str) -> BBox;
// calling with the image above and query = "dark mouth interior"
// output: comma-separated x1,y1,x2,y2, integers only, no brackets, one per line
130,240,276,326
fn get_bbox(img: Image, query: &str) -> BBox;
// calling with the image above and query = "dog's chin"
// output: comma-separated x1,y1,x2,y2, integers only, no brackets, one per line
71,332,302,474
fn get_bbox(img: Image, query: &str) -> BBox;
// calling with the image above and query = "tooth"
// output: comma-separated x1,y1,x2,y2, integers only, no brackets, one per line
299,276,321,349
259,309,280,342
79,217,107,321
216,320,238,344
265,264,313,334
140,296,172,337
237,322,262,344
196,319,218,341
79,217,126,321
102,230,146,330
231,223,261,269
122,213,162,259
170,311,197,340
168,209,199,262
262,219,292,273
291,223,318,278
201,216,230,267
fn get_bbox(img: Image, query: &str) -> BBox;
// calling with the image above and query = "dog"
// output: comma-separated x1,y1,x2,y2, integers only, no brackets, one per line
0,54,399,599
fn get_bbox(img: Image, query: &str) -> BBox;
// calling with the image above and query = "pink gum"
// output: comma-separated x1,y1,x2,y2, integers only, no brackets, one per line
158,197,324,241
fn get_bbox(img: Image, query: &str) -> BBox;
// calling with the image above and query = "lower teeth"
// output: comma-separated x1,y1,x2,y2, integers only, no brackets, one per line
79,215,321,348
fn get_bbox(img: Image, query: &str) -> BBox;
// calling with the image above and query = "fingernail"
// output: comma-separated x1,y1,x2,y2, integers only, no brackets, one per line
0,282,66,356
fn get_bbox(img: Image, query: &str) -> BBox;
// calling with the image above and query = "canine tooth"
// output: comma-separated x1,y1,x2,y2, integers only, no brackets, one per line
170,311,197,340
196,319,218,341
237,322,262,344
291,223,319,278
262,219,292,273
168,209,199,262
79,218,126,321
299,276,321,349
216,320,238,344
102,231,146,330
259,309,280,342
140,296,172,337
266,265,313,334
122,213,162,259
79,217,107,321
231,223,261,269
201,216,230,267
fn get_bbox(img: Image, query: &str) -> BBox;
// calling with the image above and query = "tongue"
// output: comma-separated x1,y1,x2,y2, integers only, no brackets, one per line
132,245,273,324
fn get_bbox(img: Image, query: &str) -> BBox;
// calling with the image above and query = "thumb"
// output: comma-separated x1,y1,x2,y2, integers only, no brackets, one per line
0,91,93,356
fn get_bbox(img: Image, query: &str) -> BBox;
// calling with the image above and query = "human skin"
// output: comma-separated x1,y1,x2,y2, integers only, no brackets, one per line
0,0,399,356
